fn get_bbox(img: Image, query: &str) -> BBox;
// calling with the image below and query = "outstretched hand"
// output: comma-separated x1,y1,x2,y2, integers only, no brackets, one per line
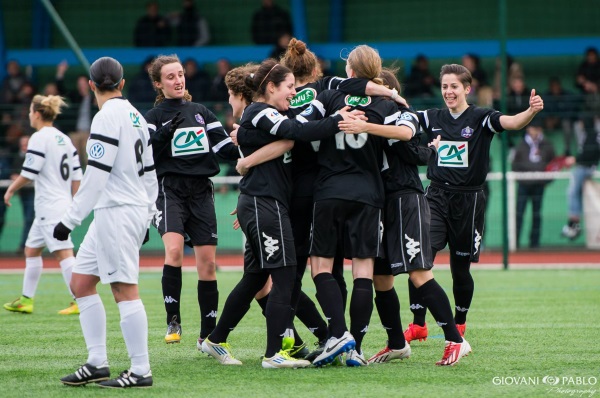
168,112,185,138
529,89,544,114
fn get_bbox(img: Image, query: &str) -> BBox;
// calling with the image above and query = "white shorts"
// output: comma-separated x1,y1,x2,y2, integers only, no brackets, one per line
74,205,146,285
25,219,74,253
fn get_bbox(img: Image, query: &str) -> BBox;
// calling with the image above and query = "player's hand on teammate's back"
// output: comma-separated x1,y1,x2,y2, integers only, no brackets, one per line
142,229,150,245
53,222,72,241
168,112,184,138
230,123,240,146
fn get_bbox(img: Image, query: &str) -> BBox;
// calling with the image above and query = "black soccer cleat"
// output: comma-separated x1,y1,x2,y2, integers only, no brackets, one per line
60,363,110,386
98,370,153,388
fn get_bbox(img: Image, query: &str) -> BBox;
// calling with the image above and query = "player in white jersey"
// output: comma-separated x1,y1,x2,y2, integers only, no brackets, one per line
3,94,82,315
55,57,158,389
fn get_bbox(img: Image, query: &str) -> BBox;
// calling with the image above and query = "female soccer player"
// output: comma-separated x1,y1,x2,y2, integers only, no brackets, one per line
405,63,543,341
202,59,354,368
3,94,82,315
56,56,157,388
145,54,239,346
339,68,471,366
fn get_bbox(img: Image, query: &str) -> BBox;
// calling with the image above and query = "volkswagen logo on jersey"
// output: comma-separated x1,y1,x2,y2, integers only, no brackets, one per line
25,153,34,165
195,114,204,124
461,126,474,138
88,142,105,159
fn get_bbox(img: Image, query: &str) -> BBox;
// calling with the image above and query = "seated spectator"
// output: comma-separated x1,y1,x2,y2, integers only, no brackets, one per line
575,47,600,95
507,75,531,115
251,0,293,45
512,121,556,248
169,0,210,46
128,56,158,113
493,54,524,100
404,54,438,98
134,1,171,47
183,58,211,103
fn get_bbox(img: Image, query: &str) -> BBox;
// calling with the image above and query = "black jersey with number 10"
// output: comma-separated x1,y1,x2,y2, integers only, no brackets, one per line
418,105,504,188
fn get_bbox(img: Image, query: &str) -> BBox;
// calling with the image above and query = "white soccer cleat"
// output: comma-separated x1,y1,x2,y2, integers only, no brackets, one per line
201,339,242,365
368,342,411,364
436,339,472,366
312,331,356,367
345,349,368,367
262,350,311,369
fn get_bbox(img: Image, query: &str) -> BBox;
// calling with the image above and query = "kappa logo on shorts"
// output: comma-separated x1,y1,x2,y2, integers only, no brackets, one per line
154,210,163,227
379,221,384,243
262,232,280,260
404,234,421,263
474,229,482,254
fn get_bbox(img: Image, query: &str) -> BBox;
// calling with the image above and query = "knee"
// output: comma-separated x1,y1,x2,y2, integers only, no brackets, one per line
197,259,217,280
373,274,394,291
165,245,184,266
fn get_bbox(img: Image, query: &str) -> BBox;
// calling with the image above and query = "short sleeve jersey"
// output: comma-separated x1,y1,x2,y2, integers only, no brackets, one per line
62,98,157,228
418,105,504,187
20,126,82,225
305,90,398,208
145,98,238,178
237,102,293,207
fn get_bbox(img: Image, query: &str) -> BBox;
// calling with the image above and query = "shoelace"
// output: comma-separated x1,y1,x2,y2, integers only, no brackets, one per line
441,342,456,360
220,342,238,359
279,350,295,360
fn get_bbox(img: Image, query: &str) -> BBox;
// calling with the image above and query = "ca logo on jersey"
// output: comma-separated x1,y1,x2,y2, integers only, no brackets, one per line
171,127,209,156
290,88,316,108
54,135,65,145
438,141,469,167
344,95,371,107
130,112,141,127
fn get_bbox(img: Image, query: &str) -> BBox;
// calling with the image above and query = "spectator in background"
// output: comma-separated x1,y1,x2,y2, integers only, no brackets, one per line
169,0,210,46
134,1,171,47
561,114,600,240
10,135,35,252
269,32,292,60
209,58,232,104
183,58,211,103
512,121,556,248
251,0,293,45
575,47,600,95
128,56,158,114
404,54,438,98
462,53,489,103
507,76,531,113
1,60,28,105
493,54,524,101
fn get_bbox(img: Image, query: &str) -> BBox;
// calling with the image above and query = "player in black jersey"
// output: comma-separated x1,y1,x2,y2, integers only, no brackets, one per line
405,64,544,341
203,59,355,368
145,55,240,346
339,68,471,366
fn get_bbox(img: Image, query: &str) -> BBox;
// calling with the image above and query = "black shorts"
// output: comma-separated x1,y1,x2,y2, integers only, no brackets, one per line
310,199,383,259
426,184,486,263
290,196,313,257
153,175,217,246
374,192,434,276
237,194,296,270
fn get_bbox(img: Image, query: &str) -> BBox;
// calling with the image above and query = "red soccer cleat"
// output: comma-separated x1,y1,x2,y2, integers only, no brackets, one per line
403,323,428,343
436,339,472,366
456,323,466,337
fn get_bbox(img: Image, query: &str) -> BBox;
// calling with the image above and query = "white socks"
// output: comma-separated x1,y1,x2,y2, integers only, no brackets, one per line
59,257,76,298
77,294,107,367
118,299,150,375
22,257,43,298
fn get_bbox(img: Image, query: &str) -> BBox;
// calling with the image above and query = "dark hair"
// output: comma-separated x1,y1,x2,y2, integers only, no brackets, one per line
379,66,401,94
225,63,259,105
89,57,123,92
245,59,292,98
147,54,192,105
440,64,472,88
281,38,320,83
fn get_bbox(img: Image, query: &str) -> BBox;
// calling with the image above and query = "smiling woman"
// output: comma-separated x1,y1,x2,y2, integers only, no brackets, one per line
143,54,241,348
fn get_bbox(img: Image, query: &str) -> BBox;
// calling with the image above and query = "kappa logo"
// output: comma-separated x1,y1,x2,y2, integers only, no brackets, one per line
474,229,482,254
164,296,178,304
360,325,369,333
154,210,163,227
290,87,317,108
438,141,469,168
436,321,448,327
455,305,469,312
172,127,209,156
308,327,319,334
205,310,218,318
409,304,424,310
405,234,421,263
379,221,384,243
262,232,280,260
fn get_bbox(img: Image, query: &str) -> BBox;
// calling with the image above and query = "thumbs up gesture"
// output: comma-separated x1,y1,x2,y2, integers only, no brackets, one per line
529,89,544,114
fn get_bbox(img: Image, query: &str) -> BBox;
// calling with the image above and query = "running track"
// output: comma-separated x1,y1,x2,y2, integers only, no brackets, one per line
0,250,598,271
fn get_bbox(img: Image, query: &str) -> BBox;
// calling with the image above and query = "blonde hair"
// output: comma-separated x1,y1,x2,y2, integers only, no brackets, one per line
280,38,320,82
346,45,383,85
225,63,259,105
31,94,68,121
148,54,192,106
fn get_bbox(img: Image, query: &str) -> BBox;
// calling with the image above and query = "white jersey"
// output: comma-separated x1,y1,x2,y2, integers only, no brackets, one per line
61,98,158,229
20,126,82,225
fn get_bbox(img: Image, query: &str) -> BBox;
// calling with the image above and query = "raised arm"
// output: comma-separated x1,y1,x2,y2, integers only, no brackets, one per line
500,89,544,131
